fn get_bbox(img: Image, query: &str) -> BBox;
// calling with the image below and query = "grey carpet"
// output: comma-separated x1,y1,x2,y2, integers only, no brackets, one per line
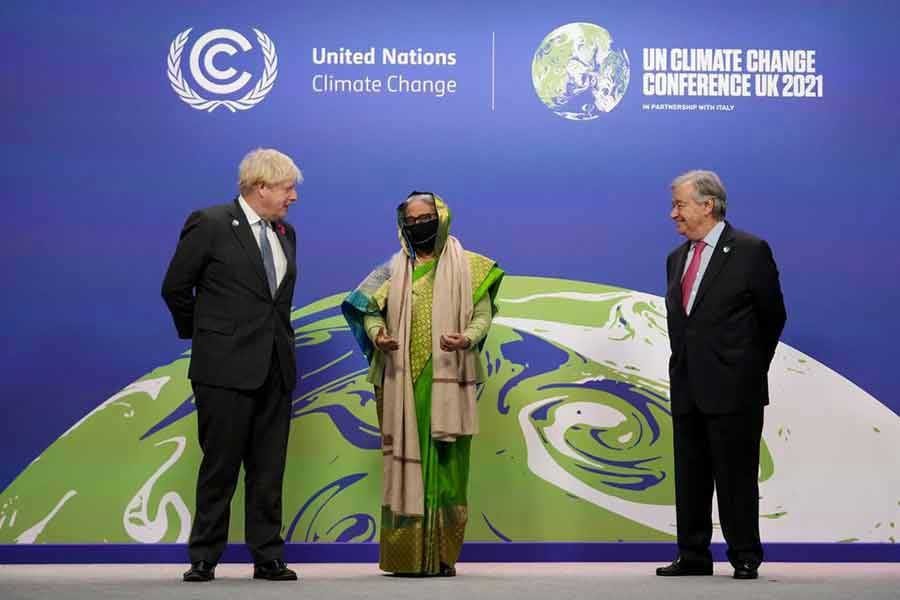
1,563,898,600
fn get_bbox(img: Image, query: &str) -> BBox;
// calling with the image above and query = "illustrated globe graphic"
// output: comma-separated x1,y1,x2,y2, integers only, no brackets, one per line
532,22,631,120
2,276,899,546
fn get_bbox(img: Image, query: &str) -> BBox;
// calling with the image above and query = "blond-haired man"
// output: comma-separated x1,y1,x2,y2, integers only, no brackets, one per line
162,148,302,582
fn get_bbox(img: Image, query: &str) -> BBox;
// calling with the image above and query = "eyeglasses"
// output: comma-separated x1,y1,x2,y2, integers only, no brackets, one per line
400,190,438,225
403,214,437,226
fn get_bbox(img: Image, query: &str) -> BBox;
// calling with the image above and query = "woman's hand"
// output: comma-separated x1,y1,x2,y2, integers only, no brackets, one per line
375,328,400,352
440,333,470,352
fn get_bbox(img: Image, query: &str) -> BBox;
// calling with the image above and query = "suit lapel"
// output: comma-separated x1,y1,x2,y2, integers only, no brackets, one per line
668,241,690,317
273,222,295,299
227,200,271,295
690,222,734,315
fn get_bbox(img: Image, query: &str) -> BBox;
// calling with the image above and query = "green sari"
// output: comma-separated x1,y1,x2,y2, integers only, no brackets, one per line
378,259,500,574
341,196,503,575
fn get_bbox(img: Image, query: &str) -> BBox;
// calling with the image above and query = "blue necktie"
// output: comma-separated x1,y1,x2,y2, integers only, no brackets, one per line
258,221,278,296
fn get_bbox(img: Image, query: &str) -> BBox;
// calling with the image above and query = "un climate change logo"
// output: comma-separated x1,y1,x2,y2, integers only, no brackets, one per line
167,28,278,112
532,22,630,121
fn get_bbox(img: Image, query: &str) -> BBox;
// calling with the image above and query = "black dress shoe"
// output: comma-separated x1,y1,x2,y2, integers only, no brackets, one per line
253,559,298,581
438,564,457,577
733,562,759,580
656,556,713,576
183,561,215,582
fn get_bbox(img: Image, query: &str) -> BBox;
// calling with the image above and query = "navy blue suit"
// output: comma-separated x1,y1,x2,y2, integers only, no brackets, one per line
162,198,297,564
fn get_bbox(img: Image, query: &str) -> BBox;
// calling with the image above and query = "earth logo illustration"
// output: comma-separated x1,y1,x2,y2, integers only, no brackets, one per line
0,277,898,546
532,22,631,120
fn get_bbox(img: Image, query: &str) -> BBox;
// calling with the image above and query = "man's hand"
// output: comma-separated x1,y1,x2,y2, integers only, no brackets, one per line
375,328,400,352
440,333,470,352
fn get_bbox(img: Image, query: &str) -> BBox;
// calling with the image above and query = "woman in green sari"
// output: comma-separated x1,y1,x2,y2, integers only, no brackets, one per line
342,192,503,576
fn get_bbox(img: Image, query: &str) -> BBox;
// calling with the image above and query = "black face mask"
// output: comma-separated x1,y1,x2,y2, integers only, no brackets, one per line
403,218,439,251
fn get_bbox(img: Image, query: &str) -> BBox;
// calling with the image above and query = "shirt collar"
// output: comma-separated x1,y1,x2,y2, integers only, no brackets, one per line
700,220,726,249
238,195,263,227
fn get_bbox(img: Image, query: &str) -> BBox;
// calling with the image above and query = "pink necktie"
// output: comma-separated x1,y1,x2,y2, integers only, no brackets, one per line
681,241,706,311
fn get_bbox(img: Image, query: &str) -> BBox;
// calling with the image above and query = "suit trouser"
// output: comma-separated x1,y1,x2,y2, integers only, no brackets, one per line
187,355,292,564
672,404,764,567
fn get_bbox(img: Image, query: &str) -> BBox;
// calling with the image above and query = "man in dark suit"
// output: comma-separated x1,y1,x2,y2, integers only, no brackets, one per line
162,148,302,582
657,170,786,580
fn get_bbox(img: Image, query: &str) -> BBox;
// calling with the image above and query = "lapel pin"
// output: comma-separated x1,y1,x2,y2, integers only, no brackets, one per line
722,246,731,253
231,219,240,227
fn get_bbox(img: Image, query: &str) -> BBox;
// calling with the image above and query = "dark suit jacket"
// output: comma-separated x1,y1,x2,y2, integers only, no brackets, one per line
162,199,297,392
665,222,786,416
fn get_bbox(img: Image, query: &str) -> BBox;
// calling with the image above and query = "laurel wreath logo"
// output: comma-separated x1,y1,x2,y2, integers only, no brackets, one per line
167,28,278,113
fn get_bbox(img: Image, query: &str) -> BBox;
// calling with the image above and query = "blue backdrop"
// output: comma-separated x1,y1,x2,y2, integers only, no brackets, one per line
2,1,898,501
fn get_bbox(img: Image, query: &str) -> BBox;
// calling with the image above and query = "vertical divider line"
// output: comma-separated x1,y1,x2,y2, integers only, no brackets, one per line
491,31,496,111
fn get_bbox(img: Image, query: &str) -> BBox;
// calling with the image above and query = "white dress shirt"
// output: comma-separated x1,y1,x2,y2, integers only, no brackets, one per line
238,195,287,288
682,220,726,315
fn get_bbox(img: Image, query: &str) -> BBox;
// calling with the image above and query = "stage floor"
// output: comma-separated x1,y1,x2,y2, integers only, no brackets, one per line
2,563,899,600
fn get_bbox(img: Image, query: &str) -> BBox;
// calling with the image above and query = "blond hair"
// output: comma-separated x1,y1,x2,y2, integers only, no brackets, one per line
238,148,302,193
